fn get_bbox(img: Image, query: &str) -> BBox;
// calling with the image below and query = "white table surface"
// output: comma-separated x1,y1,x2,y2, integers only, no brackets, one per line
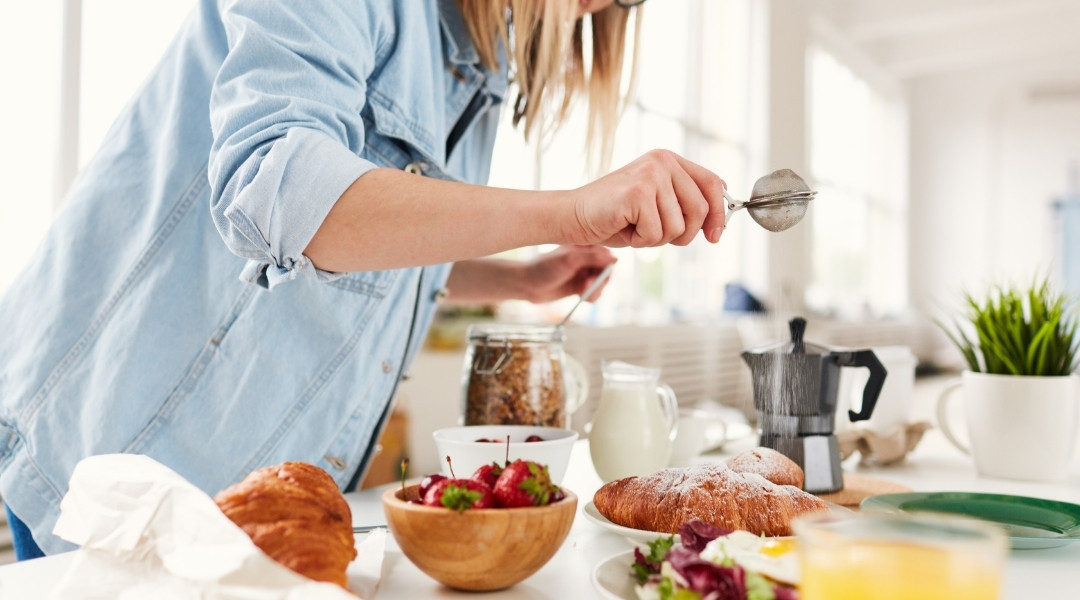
2,376,1080,598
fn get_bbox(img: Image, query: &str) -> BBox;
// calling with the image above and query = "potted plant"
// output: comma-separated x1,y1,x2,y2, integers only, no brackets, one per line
934,277,1080,482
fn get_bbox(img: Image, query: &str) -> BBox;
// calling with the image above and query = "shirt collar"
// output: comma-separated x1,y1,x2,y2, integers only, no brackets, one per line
438,0,480,66
438,0,510,97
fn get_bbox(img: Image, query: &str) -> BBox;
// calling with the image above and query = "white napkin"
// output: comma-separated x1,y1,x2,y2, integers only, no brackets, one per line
50,454,385,599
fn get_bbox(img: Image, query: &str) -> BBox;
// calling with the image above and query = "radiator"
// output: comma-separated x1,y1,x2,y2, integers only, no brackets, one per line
400,316,925,474
562,316,924,434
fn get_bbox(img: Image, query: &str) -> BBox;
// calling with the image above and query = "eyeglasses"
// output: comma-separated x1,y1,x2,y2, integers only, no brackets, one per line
614,0,646,7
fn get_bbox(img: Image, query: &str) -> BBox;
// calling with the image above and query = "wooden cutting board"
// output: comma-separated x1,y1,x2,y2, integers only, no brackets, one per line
815,472,912,508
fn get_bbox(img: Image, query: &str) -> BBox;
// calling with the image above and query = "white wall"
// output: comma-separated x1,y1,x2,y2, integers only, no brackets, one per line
907,59,1080,362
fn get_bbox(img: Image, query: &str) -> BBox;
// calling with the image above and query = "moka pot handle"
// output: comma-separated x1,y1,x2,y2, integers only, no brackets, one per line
835,350,887,422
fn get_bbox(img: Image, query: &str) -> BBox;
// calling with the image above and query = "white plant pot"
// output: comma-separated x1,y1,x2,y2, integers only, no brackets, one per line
936,371,1079,482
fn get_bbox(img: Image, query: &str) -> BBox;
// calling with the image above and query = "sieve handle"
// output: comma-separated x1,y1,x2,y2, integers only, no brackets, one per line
724,189,745,226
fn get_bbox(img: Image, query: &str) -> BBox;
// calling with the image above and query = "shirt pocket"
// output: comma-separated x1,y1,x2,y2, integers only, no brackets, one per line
360,93,459,183
326,268,399,296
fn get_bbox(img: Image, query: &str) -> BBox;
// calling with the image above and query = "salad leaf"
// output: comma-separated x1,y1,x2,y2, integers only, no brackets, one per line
667,545,746,599
633,522,799,600
658,576,702,600
744,572,776,600
678,519,734,553
771,585,799,600
633,535,676,583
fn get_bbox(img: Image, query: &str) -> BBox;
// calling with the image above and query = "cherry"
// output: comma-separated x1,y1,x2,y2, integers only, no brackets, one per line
472,461,504,489
418,473,447,499
423,477,495,510
525,435,544,442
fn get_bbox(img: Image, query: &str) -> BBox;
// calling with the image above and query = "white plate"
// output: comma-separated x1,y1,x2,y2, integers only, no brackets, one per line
582,501,680,545
583,500,851,545
591,550,637,600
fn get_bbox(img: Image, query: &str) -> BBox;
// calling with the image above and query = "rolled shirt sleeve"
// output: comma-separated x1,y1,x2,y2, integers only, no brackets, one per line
208,0,387,289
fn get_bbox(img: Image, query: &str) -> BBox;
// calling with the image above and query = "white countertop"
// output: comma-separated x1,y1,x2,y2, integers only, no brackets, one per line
2,375,1080,597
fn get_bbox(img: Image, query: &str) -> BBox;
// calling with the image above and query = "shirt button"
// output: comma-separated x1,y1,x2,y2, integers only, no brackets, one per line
382,360,393,373
404,162,423,175
324,455,347,471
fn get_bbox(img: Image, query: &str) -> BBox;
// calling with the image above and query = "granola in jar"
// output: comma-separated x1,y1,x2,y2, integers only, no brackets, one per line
462,324,570,428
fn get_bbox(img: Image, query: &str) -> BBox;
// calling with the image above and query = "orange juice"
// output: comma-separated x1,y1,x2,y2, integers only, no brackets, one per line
800,540,1001,600
795,512,1007,600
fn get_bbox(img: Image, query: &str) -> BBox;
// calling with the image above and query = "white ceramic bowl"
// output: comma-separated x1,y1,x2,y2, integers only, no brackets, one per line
432,425,578,484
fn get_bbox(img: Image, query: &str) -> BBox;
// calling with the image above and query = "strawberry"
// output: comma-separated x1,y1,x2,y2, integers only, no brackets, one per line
472,461,505,490
423,477,495,510
493,459,560,508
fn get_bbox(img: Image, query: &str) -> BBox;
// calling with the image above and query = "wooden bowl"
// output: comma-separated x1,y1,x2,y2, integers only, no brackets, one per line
381,484,578,591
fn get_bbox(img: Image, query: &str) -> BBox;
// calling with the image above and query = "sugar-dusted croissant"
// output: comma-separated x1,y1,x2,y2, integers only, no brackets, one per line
214,461,357,588
593,462,827,537
726,447,804,489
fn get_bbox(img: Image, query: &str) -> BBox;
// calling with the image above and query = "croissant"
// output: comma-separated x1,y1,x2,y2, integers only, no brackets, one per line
725,447,804,489
593,461,827,537
214,461,357,588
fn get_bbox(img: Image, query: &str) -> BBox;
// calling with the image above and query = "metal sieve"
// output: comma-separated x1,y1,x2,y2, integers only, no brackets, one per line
725,168,817,232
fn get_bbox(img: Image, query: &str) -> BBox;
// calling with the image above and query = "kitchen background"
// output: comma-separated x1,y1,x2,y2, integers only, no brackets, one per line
2,0,1080,562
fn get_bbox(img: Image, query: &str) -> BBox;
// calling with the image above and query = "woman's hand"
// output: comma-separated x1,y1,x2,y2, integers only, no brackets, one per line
443,245,616,306
520,245,616,304
564,149,727,247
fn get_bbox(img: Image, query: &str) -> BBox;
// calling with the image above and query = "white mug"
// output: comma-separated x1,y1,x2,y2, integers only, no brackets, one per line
836,345,917,435
935,371,1079,482
668,408,728,467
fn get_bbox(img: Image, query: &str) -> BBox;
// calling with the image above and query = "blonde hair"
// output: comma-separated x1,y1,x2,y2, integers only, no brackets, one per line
456,0,640,172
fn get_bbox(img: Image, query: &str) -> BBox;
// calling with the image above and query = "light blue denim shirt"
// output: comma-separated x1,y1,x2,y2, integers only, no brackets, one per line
0,0,507,554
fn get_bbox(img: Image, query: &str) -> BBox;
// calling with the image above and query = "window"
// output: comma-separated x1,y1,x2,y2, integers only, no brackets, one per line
80,1,196,165
806,46,908,318
0,4,62,293
491,0,763,325
0,0,195,295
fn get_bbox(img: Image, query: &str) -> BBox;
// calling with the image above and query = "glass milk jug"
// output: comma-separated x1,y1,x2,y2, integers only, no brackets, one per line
588,360,678,482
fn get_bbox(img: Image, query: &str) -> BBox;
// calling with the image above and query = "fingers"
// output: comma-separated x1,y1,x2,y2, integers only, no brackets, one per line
562,244,617,269
670,153,727,243
581,265,613,301
568,150,728,248
632,177,676,247
628,150,725,247
560,246,616,299
667,161,710,246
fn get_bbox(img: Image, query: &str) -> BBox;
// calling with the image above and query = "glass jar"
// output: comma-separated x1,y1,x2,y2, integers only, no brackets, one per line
461,323,587,428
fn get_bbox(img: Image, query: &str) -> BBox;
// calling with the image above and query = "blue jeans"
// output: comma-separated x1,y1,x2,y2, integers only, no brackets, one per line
4,503,45,560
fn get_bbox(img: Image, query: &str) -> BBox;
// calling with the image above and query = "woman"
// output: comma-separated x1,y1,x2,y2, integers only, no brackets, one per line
0,0,726,558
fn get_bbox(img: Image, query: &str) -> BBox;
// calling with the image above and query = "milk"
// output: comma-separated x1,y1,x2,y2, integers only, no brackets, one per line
588,361,678,483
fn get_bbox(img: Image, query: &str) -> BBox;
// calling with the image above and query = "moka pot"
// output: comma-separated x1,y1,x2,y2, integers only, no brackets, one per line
740,317,887,493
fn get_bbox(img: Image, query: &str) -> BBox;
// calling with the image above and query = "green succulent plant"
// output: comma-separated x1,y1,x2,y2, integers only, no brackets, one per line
936,277,1080,376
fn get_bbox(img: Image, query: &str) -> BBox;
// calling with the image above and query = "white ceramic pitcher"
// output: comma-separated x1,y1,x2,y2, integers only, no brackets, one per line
588,360,678,483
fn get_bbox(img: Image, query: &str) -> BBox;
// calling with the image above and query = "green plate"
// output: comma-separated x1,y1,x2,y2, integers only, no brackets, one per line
861,492,1080,549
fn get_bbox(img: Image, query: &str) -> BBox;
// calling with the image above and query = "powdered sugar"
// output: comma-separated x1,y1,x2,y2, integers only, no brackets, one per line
593,457,828,537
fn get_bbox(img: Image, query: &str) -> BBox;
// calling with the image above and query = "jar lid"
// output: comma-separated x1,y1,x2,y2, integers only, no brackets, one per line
466,322,565,344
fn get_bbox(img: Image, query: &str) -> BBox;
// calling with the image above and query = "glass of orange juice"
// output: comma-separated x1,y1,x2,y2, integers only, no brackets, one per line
794,511,1008,600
